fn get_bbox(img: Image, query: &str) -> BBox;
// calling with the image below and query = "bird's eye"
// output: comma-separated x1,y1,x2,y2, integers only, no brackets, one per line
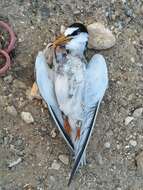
71,29,80,36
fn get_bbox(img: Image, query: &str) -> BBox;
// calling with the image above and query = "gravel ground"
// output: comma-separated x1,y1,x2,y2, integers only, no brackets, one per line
0,0,143,189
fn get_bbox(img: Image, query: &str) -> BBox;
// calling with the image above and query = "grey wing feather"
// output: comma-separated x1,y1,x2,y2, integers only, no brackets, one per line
35,51,74,151
68,54,108,185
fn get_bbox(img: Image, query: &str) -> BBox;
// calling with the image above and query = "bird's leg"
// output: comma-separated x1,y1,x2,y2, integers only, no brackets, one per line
75,120,82,141
63,115,72,136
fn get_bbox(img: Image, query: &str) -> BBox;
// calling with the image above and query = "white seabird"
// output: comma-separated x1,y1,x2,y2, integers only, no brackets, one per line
33,23,108,185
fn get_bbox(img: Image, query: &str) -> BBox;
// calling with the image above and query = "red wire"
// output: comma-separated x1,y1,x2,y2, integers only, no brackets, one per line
0,21,16,75
0,50,11,75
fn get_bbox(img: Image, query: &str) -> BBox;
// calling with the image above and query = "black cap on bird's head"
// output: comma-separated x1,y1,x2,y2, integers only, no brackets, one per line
52,23,88,55
68,23,88,35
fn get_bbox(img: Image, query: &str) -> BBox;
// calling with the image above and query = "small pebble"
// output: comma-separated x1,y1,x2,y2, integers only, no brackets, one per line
104,142,111,148
130,57,135,63
141,5,143,15
59,154,69,165
6,106,17,116
135,151,143,175
133,107,143,117
8,157,22,168
4,75,13,83
97,154,103,165
51,128,57,138
51,160,60,170
13,79,26,89
21,112,34,124
39,5,50,19
125,116,134,125
129,140,137,147
60,25,66,34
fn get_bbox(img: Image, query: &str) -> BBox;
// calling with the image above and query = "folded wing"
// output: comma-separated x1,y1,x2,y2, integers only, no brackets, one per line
68,54,108,185
35,52,74,151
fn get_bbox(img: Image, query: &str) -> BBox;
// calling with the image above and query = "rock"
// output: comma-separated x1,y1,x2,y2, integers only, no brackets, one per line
130,57,135,63
129,140,137,147
59,154,69,165
50,128,57,138
97,154,103,165
21,112,34,124
39,5,50,20
4,75,13,83
13,79,26,89
87,22,116,50
104,142,111,148
125,116,134,125
60,25,66,34
135,151,143,175
0,96,7,106
141,5,143,15
133,108,143,118
6,106,17,116
51,160,60,170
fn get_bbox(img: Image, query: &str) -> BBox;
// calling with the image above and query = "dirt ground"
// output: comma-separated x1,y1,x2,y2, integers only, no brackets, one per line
0,0,143,189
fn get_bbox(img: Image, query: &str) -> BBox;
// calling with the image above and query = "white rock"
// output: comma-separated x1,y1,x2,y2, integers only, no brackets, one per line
125,116,134,125
21,112,34,124
135,151,143,175
133,108,143,117
129,140,137,147
51,160,60,170
130,57,135,63
87,22,116,50
59,154,69,165
7,106,17,116
50,128,57,138
60,25,66,34
104,142,111,148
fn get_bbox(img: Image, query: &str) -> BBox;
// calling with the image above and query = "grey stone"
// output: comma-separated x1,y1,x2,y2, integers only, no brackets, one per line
135,151,143,175
4,75,13,83
6,106,17,116
13,79,26,89
129,140,137,147
104,142,111,148
51,160,60,170
59,154,69,165
133,108,143,117
125,116,134,125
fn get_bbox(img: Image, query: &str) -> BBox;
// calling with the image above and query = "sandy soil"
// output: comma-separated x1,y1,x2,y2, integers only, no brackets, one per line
0,0,143,189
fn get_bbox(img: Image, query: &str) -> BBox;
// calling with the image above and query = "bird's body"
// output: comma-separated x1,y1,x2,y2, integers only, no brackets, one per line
34,23,108,185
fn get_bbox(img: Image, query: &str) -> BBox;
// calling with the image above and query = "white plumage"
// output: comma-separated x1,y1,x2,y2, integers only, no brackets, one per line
34,23,108,185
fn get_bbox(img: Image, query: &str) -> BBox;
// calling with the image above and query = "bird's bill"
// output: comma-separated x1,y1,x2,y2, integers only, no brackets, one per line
52,34,71,48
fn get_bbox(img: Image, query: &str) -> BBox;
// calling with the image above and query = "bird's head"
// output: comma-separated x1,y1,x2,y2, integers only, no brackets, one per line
52,23,89,56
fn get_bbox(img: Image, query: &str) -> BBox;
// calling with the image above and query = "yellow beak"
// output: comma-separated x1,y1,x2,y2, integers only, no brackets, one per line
52,34,71,48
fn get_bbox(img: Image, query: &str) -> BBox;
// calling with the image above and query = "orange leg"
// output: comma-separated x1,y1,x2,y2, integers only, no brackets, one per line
75,127,81,141
64,117,72,136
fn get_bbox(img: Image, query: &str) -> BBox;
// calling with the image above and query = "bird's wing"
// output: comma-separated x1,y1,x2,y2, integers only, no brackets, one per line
68,54,108,185
35,51,74,151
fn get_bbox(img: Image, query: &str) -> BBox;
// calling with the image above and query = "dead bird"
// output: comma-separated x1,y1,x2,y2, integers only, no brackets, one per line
32,23,108,185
